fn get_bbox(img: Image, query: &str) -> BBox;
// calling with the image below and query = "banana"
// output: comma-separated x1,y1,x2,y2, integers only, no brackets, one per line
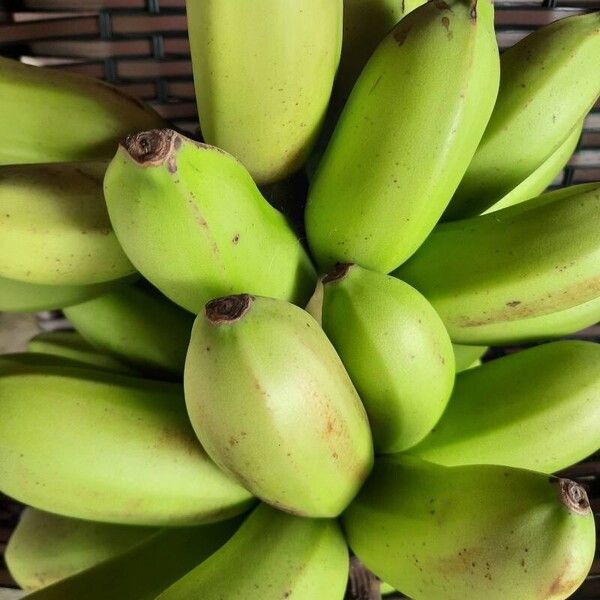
453,344,487,373
0,360,254,526
24,517,243,600
320,264,454,453
305,0,500,273
185,294,373,517
0,56,164,165
0,275,133,313
27,331,134,375
6,508,155,590
186,0,342,185
157,503,348,600
483,121,583,215
395,182,600,344
446,12,600,219
104,129,316,314
409,341,600,473
0,162,135,286
64,284,194,377
342,455,596,600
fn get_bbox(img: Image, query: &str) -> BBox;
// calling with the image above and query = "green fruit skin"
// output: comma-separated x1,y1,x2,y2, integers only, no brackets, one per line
187,0,342,185
395,183,600,345
64,285,194,377
104,130,316,314
446,12,600,219
0,361,254,526
27,331,134,376
305,0,500,273
0,162,135,286
157,503,348,600
409,341,600,473
452,344,488,373
342,455,596,600
24,518,243,600
0,56,164,165
6,508,155,590
321,265,455,453
185,295,374,518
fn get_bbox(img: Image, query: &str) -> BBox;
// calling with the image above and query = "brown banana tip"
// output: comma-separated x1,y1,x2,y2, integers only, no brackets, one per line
121,129,181,166
322,263,354,284
469,0,477,20
205,294,254,325
557,479,590,515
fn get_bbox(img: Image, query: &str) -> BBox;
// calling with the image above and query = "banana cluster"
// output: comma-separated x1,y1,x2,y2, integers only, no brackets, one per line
0,1,599,599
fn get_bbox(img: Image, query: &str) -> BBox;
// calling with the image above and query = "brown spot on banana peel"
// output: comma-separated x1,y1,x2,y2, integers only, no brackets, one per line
322,263,353,284
393,24,412,46
205,294,254,325
470,0,477,20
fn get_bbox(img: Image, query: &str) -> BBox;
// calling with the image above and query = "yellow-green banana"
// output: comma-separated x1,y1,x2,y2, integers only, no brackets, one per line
0,56,164,165
64,284,194,377
453,344,487,373
24,518,243,600
0,162,135,286
343,455,596,600
409,341,600,473
6,508,155,590
305,0,499,273
27,331,134,375
157,503,348,600
395,183,600,344
320,264,454,453
186,0,342,185
104,130,316,314
0,360,253,526
446,12,600,219
185,294,373,517
483,121,583,215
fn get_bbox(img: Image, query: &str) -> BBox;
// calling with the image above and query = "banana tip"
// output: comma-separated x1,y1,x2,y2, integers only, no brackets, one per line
557,479,590,515
121,129,181,170
322,263,354,284
205,294,254,325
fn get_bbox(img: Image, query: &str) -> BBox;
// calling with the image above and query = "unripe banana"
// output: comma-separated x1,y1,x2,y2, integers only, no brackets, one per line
0,162,135,286
64,284,194,377
104,130,316,314
342,455,596,600
157,503,348,600
27,331,134,375
305,0,500,273
185,294,373,517
453,344,487,373
446,12,600,219
410,341,600,473
395,182,600,344
6,508,155,590
0,361,254,526
186,0,342,185
320,264,454,453
0,275,132,313
24,517,242,600
483,121,583,215
0,56,164,165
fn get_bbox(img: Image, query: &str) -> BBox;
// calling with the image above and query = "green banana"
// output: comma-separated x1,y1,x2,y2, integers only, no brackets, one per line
483,121,583,215
6,508,155,590
0,275,133,313
27,331,134,375
104,129,316,314
157,503,348,600
305,0,500,273
342,455,596,600
64,284,194,377
0,361,254,526
24,518,243,600
410,341,600,473
0,162,135,286
320,264,454,453
446,12,600,219
395,182,600,344
0,56,164,165
185,294,373,517
186,0,342,185
453,344,487,373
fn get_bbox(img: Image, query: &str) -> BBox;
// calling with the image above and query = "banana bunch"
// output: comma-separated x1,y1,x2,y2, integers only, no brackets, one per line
0,1,599,599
